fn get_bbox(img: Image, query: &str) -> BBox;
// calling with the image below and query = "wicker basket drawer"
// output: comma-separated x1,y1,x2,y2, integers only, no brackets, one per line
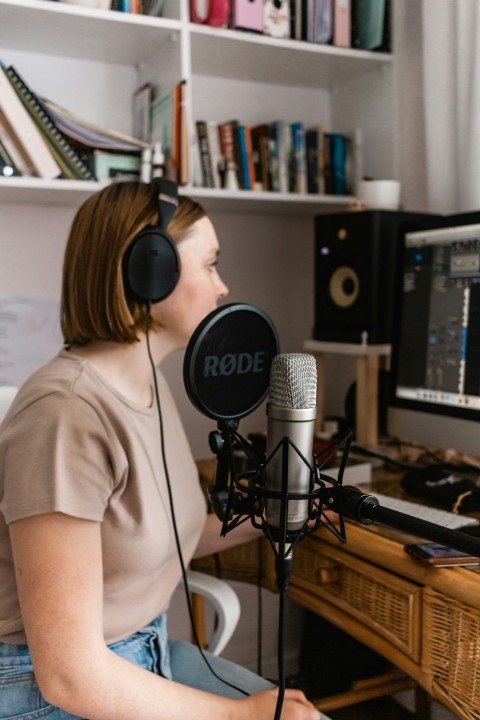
291,538,422,662
423,587,480,720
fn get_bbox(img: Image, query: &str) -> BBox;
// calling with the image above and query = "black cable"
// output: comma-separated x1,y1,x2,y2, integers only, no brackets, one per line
144,306,248,697
256,537,264,677
352,441,480,475
273,585,287,720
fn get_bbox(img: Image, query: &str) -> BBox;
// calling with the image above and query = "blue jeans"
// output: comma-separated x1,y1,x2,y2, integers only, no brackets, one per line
0,615,326,719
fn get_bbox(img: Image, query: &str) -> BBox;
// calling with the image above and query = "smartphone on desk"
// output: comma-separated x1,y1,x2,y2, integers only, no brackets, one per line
404,542,480,567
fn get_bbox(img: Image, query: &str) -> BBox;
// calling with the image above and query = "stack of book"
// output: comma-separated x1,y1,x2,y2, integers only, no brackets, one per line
291,0,390,51
0,61,149,182
193,118,357,196
132,79,189,185
107,0,164,15
189,1,391,53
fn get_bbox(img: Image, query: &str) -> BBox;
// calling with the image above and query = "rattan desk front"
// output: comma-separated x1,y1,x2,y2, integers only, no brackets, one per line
193,459,480,720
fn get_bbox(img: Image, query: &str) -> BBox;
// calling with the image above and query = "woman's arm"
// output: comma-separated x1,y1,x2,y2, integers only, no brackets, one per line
10,512,319,720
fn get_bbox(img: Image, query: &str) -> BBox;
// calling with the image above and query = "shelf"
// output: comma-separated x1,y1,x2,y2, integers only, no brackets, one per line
0,178,355,214
185,187,355,215
0,177,107,206
0,0,181,65
189,24,392,89
0,0,391,85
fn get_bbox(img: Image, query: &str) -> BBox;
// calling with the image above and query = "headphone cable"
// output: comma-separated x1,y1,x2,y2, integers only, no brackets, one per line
144,305,248,697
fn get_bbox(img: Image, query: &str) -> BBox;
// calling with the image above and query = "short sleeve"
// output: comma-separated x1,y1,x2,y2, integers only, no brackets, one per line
0,392,117,524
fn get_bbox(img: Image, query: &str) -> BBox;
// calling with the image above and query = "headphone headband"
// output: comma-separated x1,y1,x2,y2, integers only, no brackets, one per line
154,178,178,229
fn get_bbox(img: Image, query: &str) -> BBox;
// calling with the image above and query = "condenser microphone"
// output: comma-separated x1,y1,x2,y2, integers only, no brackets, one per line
265,353,317,533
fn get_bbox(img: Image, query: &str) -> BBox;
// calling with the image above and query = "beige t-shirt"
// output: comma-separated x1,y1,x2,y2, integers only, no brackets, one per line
0,350,206,644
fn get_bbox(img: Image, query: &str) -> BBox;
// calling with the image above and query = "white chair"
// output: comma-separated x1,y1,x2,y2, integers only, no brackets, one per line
0,386,18,423
0,385,240,655
182,570,241,656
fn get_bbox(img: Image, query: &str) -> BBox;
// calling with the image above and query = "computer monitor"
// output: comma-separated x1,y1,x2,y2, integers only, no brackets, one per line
388,222,480,456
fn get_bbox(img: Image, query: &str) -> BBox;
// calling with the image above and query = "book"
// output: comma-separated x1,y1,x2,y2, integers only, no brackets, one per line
4,64,95,181
328,132,348,195
309,0,333,44
206,120,222,189
291,0,305,39
291,122,307,193
237,124,251,190
171,81,187,183
268,121,281,192
251,124,270,190
306,127,320,194
218,121,238,189
42,97,149,153
0,130,18,176
179,80,189,185
150,88,174,155
195,120,215,188
229,120,245,189
0,64,61,179
132,82,152,143
0,111,34,176
333,0,351,48
88,150,140,180
143,0,164,15
243,125,257,190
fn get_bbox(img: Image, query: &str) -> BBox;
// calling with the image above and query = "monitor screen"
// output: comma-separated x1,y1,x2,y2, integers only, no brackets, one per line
389,222,480,453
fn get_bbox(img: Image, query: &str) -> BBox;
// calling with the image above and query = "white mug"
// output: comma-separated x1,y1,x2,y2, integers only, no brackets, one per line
357,180,401,210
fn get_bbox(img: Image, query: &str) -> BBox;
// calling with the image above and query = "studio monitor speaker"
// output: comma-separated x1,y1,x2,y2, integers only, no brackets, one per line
313,210,439,344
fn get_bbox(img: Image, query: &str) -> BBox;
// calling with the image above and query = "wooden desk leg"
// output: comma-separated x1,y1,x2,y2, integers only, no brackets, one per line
191,593,206,648
355,355,379,447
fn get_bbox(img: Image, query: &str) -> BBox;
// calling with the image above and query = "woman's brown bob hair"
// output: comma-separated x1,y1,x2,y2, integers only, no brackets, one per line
61,181,206,345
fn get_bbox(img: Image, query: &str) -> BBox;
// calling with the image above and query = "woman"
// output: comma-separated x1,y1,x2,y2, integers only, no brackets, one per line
0,180,323,720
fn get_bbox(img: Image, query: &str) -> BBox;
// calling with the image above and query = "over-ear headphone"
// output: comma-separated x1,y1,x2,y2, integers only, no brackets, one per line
122,178,180,305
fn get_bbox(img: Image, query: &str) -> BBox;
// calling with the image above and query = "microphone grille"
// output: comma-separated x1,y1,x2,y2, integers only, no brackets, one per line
269,353,317,409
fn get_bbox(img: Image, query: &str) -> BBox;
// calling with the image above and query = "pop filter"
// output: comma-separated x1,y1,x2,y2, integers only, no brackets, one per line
183,303,280,421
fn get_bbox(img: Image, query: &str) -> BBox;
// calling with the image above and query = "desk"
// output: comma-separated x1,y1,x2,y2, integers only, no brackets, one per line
193,460,480,720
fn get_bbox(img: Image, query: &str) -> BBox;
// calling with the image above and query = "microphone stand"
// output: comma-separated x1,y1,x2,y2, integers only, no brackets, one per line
208,424,352,720
208,423,480,720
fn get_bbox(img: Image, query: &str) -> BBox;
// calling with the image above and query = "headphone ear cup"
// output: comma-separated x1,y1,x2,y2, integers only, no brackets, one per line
123,227,180,304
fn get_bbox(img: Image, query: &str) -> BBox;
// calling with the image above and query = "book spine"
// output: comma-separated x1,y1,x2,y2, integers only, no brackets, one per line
243,125,257,191
230,120,244,189
333,0,351,48
5,65,95,180
330,133,347,194
0,112,34,175
291,122,307,193
237,124,251,190
306,127,319,194
195,120,215,188
206,120,222,189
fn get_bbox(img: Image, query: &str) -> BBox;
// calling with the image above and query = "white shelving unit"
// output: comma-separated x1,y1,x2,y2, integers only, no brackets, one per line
0,0,394,211
0,0,398,459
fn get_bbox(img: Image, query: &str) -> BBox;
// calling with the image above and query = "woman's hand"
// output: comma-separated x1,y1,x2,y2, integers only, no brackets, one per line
238,688,319,720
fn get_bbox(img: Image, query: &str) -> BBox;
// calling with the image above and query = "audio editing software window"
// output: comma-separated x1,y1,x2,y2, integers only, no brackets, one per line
396,224,480,412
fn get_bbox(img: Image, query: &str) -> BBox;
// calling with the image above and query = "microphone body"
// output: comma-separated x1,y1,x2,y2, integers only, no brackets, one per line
265,354,317,533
